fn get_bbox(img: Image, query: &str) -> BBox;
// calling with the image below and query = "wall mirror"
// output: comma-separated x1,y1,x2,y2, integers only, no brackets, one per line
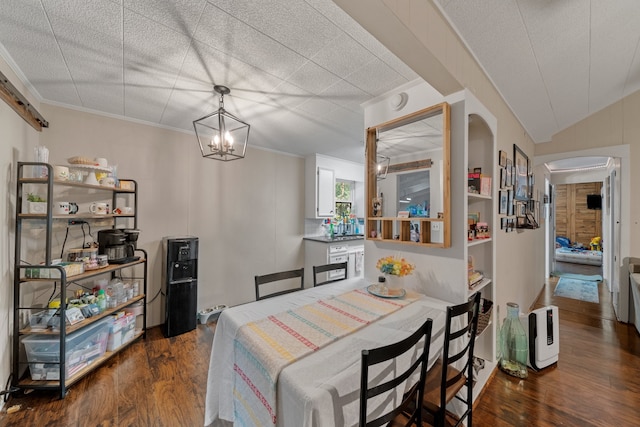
365,102,450,247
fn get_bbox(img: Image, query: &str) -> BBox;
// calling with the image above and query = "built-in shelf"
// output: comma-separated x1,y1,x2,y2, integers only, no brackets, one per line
468,192,492,200
468,237,492,247
469,277,492,293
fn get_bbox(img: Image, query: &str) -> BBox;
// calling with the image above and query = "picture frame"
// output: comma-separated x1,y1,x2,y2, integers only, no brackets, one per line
507,189,514,216
499,150,507,167
513,144,529,201
499,190,508,215
500,167,507,188
505,161,512,187
501,217,508,230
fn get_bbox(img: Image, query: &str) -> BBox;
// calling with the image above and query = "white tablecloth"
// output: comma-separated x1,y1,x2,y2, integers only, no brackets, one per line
204,277,450,427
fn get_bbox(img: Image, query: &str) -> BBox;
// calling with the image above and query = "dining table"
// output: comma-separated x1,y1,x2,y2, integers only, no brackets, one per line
204,277,454,427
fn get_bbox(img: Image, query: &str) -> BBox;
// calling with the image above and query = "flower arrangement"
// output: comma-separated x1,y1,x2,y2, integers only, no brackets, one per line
376,256,415,277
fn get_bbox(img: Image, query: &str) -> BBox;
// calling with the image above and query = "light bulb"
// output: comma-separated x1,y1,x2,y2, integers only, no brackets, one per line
213,134,221,147
225,131,234,146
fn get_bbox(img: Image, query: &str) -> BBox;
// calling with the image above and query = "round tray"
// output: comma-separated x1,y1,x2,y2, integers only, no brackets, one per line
366,284,406,299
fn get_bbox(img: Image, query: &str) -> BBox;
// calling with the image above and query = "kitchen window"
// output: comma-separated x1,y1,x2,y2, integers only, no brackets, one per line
335,180,353,220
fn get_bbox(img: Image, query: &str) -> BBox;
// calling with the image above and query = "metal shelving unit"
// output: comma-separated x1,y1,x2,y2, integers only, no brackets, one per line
12,162,147,398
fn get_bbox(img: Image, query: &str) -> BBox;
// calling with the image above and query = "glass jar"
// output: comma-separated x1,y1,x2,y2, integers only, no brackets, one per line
499,302,528,378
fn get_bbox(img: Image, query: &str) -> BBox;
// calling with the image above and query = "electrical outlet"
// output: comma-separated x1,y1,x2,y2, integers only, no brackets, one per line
431,222,441,231
68,219,87,226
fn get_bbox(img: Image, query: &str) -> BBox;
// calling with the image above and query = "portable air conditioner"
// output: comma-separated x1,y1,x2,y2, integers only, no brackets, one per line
521,306,559,371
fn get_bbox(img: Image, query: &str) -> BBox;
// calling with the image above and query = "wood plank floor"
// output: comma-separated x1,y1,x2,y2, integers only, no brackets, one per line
1,277,639,426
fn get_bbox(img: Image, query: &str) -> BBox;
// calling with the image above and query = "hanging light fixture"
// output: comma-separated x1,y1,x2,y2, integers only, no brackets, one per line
376,155,390,180
193,85,250,161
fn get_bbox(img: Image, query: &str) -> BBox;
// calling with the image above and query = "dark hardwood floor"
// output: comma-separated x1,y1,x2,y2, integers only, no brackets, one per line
1,276,639,426
474,275,640,427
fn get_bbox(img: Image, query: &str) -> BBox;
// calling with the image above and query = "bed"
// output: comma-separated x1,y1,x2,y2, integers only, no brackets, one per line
555,236,603,266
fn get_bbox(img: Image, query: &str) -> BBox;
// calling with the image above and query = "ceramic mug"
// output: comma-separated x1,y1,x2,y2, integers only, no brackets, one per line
53,165,69,181
89,202,109,215
53,201,70,215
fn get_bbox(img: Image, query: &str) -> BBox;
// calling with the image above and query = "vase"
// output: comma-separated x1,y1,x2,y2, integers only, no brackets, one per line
499,302,528,378
385,274,405,290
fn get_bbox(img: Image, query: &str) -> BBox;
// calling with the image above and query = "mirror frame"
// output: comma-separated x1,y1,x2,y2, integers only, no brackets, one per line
365,102,451,247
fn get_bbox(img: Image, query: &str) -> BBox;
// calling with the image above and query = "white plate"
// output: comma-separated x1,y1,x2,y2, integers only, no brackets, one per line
366,284,406,299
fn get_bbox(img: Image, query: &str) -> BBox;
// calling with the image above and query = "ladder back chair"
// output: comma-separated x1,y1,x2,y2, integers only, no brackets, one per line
359,318,433,427
254,268,304,301
313,262,348,286
421,292,481,427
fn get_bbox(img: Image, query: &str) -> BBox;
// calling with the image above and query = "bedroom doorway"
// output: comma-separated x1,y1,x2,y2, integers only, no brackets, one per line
553,180,604,276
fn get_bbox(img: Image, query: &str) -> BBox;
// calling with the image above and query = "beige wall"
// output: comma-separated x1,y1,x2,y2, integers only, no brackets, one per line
0,57,42,410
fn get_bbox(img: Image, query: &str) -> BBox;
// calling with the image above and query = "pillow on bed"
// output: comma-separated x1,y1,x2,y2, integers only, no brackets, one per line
555,236,571,247
630,263,640,273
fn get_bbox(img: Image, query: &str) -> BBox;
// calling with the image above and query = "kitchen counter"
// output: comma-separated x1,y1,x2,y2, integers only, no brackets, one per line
303,235,365,243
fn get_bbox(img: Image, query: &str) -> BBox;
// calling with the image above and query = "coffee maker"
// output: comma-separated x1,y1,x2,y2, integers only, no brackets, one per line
98,229,138,264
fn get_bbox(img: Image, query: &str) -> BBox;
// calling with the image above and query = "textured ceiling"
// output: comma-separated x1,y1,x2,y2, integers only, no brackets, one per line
435,0,640,143
2,1,639,164
0,0,419,163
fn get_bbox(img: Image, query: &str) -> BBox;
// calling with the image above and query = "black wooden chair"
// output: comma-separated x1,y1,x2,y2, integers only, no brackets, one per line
359,318,433,427
254,268,304,301
421,292,481,427
312,262,348,286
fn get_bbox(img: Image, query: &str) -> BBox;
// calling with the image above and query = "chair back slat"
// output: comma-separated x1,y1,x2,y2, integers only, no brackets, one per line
254,268,304,300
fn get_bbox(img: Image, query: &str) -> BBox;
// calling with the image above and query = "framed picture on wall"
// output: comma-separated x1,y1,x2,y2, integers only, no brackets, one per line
513,144,529,201
507,189,514,216
499,190,508,214
499,150,507,167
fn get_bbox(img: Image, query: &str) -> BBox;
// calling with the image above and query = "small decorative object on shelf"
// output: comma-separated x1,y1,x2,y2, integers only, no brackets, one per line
499,302,528,379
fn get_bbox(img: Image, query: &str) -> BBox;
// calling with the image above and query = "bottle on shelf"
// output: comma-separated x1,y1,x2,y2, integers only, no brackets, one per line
96,289,106,313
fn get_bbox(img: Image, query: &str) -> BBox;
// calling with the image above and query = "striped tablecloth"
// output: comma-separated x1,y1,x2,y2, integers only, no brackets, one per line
232,288,417,427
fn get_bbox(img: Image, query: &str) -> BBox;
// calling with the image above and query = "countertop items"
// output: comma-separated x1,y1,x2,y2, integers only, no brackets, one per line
303,234,364,243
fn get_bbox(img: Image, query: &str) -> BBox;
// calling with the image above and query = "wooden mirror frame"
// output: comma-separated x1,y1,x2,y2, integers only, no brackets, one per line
365,102,451,247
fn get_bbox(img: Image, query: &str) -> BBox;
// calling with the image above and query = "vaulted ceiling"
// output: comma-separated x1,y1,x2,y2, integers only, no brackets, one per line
2,0,639,162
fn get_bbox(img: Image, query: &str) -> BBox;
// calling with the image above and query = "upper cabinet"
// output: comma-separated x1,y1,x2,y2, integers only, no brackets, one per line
305,154,364,219
365,103,451,247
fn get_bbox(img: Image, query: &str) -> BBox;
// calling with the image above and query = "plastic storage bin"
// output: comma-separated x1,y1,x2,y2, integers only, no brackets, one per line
107,312,136,351
23,316,113,381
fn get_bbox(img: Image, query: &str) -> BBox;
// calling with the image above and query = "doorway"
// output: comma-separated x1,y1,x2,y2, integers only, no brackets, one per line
541,153,626,319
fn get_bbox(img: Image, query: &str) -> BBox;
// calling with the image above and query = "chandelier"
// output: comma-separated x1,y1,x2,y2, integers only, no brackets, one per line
193,85,250,161
376,155,390,180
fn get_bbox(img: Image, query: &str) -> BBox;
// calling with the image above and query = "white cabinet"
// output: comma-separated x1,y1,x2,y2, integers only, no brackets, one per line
317,167,335,217
303,238,365,287
305,154,364,219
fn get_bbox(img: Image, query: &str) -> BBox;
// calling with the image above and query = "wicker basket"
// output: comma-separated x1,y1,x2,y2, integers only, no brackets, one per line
477,298,493,336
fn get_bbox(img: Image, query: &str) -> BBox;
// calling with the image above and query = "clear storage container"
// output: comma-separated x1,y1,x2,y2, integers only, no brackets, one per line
23,316,113,380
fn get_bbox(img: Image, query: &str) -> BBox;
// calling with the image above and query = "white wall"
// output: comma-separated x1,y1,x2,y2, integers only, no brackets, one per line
0,57,41,411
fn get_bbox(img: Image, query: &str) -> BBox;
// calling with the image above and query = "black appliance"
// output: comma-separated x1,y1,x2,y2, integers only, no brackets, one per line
98,229,138,264
162,236,198,338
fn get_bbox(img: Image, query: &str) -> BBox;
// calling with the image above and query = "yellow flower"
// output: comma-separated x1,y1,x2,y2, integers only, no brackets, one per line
377,256,415,277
